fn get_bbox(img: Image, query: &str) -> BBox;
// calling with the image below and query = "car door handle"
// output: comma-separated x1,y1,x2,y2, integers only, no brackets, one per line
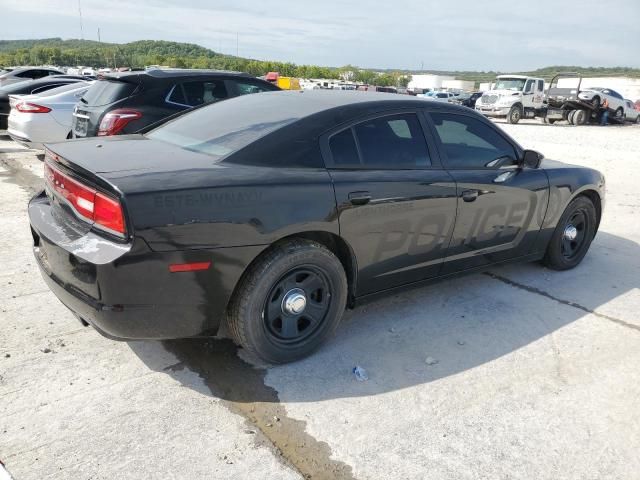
461,189,479,202
348,191,372,205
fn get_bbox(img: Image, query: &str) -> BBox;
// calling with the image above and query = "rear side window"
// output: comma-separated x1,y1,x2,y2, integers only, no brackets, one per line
81,80,137,107
168,80,228,107
354,113,430,168
430,112,516,168
329,113,431,168
329,129,360,166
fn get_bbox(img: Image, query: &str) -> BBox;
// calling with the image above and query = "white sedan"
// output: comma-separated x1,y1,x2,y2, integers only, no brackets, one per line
623,99,640,123
577,87,626,120
7,82,92,150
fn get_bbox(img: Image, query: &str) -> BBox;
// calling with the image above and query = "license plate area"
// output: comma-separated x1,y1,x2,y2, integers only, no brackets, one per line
74,117,88,137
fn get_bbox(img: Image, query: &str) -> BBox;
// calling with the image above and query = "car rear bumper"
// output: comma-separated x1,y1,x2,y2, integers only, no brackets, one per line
8,111,67,150
7,131,41,150
29,190,265,340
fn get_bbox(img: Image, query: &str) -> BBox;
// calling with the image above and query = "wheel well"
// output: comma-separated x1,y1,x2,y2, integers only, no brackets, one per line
577,190,602,231
227,231,357,319
279,231,357,306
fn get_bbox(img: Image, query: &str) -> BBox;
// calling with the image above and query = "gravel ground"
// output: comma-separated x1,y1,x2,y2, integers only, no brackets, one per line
1,119,639,479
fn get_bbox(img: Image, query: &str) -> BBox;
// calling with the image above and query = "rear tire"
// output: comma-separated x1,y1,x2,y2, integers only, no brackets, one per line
573,109,587,125
227,239,348,364
568,110,577,125
614,107,624,121
543,196,597,271
507,105,522,124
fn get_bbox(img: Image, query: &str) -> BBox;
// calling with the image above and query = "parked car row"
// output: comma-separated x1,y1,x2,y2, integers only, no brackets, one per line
1,69,279,148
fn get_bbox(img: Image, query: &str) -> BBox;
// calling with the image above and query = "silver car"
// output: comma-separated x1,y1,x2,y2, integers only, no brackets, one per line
623,99,640,123
7,82,92,150
0,67,64,87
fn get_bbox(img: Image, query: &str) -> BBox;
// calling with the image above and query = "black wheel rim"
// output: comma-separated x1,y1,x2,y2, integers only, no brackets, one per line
262,266,331,345
561,209,589,260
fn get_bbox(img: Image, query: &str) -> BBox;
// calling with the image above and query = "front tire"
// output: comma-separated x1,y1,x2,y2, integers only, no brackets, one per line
227,239,348,363
543,196,597,270
507,105,522,124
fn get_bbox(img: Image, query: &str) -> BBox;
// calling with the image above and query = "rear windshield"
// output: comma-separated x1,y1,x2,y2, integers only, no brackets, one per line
80,79,137,106
147,92,299,161
35,82,92,97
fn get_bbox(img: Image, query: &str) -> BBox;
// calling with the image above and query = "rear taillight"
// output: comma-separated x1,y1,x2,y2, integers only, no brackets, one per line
16,102,51,113
44,158,126,237
97,109,142,136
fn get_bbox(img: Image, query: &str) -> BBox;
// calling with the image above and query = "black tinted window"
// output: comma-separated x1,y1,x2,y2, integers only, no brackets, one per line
81,80,136,106
329,129,359,166
16,70,36,79
430,112,516,168
147,93,300,161
30,83,73,94
351,113,430,168
185,80,228,106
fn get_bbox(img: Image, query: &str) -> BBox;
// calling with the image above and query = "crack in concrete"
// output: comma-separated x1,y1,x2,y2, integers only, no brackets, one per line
484,272,640,333
162,339,357,480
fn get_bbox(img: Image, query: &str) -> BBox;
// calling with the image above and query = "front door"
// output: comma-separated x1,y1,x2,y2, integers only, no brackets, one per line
323,111,458,295
426,110,549,274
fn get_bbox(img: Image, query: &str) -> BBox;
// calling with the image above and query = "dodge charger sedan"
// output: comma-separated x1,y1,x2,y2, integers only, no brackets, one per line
29,91,605,363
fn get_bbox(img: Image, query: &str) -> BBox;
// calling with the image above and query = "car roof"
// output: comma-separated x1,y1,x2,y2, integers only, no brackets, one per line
218,89,466,117
104,68,253,80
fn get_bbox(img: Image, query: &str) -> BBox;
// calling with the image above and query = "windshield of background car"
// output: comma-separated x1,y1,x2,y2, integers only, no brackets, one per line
80,79,137,106
494,78,526,91
147,92,300,161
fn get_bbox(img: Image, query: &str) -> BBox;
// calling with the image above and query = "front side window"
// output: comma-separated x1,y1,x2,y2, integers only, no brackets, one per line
430,112,517,168
329,113,431,168
524,80,535,93
537,80,544,92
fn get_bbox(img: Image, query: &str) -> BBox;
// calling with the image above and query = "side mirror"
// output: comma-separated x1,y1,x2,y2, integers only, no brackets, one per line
520,149,544,169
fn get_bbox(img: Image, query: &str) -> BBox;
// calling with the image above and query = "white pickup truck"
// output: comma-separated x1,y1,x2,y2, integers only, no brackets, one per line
475,75,545,124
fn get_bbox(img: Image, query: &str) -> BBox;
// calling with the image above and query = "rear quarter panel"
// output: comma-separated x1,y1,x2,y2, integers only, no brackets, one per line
120,164,339,251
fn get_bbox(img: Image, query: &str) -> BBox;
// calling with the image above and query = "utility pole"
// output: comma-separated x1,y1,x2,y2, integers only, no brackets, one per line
78,0,84,40
236,33,239,57
97,27,101,42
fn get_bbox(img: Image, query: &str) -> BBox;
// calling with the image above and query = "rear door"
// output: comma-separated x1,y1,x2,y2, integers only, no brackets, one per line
426,110,549,274
322,110,458,295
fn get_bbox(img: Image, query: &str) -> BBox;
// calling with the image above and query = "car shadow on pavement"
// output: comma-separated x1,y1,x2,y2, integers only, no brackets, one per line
128,231,639,403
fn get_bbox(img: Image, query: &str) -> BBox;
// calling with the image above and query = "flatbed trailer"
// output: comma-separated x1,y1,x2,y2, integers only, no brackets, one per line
543,72,623,125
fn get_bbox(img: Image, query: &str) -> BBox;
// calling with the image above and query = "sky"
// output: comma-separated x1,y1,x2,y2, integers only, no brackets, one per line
2,0,640,71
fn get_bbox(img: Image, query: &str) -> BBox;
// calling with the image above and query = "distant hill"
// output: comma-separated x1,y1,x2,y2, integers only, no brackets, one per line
1,38,639,87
